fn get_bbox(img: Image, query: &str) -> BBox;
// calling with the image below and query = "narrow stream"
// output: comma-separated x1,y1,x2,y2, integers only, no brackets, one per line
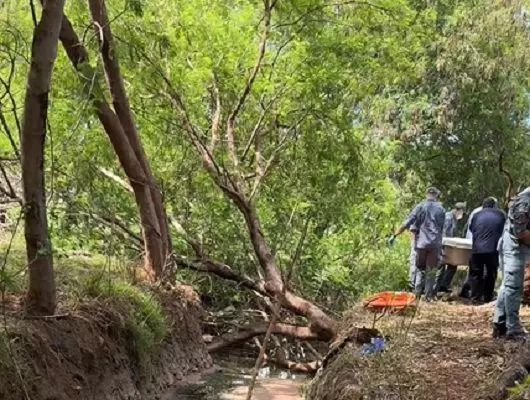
172,358,305,400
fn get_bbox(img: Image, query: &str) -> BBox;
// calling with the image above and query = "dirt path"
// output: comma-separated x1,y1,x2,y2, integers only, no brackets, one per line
221,379,302,400
308,299,530,400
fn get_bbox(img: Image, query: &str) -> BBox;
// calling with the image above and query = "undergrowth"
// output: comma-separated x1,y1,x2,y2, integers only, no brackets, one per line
81,275,167,366
0,230,168,368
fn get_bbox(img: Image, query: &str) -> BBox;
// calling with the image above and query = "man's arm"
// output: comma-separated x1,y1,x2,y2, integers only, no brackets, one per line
518,231,530,246
394,204,421,237
388,204,421,245
512,197,530,245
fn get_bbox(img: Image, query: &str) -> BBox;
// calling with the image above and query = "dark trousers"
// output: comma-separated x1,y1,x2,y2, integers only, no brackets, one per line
436,264,457,292
469,252,499,302
415,247,440,299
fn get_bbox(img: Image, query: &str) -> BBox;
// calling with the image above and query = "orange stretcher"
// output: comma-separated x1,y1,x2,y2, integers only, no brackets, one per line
363,291,416,313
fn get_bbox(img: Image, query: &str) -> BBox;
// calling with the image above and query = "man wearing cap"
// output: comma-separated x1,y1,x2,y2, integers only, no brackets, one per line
435,202,466,294
468,197,506,303
493,187,530,339
389,187,446,301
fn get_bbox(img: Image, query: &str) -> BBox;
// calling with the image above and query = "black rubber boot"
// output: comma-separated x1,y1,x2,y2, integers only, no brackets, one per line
492,323,507,338
506,330,529,342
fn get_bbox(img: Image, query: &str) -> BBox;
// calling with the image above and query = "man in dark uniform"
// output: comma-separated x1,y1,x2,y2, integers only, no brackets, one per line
389,187,446,301
468,197,506,303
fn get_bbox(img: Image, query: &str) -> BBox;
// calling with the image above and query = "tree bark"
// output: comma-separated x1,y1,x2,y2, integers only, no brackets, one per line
223,189,337,340
55,10,169,279
87,0,171,261
95,100,165,279
21,0,66,315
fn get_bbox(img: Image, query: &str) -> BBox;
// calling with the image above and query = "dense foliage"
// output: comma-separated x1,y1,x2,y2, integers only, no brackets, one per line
1,0,529,310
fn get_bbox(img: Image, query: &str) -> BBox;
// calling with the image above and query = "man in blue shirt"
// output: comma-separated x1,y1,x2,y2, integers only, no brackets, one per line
493,188,530,340
390,187,446,300
468,198,506,303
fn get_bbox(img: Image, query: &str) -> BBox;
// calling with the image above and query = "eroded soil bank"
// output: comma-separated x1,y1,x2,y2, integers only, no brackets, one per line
308,301,530,400
0,285,212,400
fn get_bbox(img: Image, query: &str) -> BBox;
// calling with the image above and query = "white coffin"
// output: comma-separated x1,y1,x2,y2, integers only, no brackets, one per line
442,237,472,266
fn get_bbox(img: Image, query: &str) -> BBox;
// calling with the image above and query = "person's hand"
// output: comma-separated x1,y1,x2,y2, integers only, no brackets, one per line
387,234,396,247
517,230,530,246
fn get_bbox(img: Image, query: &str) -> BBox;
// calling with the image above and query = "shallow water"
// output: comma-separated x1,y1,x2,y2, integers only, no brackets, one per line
172,359,304,400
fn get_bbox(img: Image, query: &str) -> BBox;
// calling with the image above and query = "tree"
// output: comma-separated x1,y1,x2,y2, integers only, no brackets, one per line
21,0,66,315
366,0,530,208
136,0,429,343
52,1,172,280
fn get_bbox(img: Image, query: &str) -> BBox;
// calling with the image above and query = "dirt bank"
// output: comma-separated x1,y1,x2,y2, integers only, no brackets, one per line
307,301,530,400
0,285,212,400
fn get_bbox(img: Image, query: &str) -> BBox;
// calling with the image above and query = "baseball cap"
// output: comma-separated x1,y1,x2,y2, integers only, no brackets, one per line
426,186,441,198
455,202,466,210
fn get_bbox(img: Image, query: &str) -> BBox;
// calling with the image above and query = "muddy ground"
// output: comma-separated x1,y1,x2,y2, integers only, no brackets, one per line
0,285,212,400
308,299,530,400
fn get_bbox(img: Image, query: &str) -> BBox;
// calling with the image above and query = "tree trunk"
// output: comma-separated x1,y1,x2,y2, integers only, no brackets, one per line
55,10,169,279
87,0,171,261
225,190,337,340
21,0,66,315
95,100,165,279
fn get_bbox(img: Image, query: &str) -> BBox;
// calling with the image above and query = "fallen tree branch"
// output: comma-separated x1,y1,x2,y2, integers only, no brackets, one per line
173,254,268,297
208,321,318,353
264,352,319,374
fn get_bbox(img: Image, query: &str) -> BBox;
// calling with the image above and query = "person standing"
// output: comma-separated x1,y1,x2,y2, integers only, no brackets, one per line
436,202,466,293
468,198,506,303
389,187,446,301
493,187,530,340
460,197,498,298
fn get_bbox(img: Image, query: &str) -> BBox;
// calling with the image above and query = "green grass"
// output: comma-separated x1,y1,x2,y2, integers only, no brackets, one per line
507,376,530,399
81,276,167,365
0,228,127,296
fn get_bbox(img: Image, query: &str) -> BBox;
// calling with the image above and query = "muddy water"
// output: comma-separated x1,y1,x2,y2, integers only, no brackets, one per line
172,360,304,400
